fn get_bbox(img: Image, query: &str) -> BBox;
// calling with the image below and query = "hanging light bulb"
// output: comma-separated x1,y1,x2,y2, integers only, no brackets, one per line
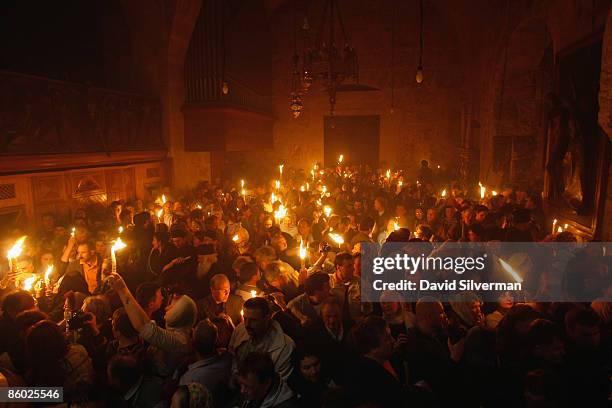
415,0,424,84
415,65,424,84
221,80,229,95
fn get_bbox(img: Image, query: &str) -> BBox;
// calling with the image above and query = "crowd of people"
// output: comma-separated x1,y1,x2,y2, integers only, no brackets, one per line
0,160,609,407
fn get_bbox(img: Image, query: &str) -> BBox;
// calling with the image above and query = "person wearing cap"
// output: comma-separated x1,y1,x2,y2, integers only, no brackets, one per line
109,272,196,379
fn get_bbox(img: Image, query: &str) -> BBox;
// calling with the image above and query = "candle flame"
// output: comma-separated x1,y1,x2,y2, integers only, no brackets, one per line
329,233,344,245
564,223,568,229
393,219,400,231
279,164,284,175
232,234,239,242
196,204,202,209
44,265,53,282
385,169,391,179
479,182,486,199
498,258,524,283
305,182,310,191
323,206,332,218
22,275,37,291
157,209,163,218
161,194,167,204
441,189,447,197
118,226,123,234
275,180,281,190
437,165,441,169
7,236,26,260
71,227,76,237
557,226,563,233
398,180,403,187
322,185,327,194
300,185,305,192
274,204,287,220
299,240,307,260
271,192,276,204
241,179,245,188
112,237,127,252
338,154,344,163
316,198,322,207
250,290,257,298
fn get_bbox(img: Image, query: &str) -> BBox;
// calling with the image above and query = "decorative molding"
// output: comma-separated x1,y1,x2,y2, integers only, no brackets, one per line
0,149,167,175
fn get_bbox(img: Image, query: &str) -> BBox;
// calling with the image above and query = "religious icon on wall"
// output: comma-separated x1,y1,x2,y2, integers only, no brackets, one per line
544,92,585,213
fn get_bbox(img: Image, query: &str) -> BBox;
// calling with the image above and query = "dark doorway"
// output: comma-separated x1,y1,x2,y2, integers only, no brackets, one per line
324,115,380,168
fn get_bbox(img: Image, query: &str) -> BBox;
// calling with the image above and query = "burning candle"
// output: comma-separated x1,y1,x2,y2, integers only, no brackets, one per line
44,265,53,285
498,258,523,283
393,218,400,231
7,236,26,280
22,275,36,292
557,226,563,233
111,237,127,275
385,169,391,180
275,180,281,190
492,190,498,196
279,164,284,177
479,182,486,200
274,204,287,221
71,227,76,238
250,290,257,298
311,169,315,181
338,154,344,164
118,226,123,234
551,218,558,234
161,194,167,204
441,189,447,198
329,233,344,246
323,206,332,218
156,209,163,223
299,240,307,269
305,182,310,191
232,234,239,243
271,192,276,204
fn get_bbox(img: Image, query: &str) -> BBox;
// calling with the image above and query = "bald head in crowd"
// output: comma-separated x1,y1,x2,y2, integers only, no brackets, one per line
210,274,231,304
415,297,448,336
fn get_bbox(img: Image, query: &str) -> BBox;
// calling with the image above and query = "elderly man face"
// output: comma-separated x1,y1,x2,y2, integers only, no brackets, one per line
322,303,342,334
211,277,230,304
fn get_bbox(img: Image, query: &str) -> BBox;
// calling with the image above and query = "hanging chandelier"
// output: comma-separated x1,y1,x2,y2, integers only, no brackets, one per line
299,0,359,116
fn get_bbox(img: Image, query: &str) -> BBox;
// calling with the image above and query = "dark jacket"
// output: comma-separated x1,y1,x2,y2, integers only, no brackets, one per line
196,294,244,327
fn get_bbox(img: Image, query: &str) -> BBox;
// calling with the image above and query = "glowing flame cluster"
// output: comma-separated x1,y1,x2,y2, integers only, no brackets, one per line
329,233,344,245
7,236,26,260
112,237,127,252
299,240,307,260
274,204,287,220
44,265,54,283
22,275,37,291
